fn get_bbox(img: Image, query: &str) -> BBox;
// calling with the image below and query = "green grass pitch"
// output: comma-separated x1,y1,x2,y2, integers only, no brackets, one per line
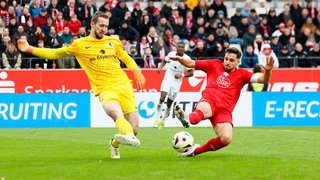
0,126,319,180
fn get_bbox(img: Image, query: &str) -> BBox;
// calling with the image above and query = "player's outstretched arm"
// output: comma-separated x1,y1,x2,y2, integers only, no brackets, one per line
133,68,146,91
258,56,274,84
18,39,68,59
170,56,195,68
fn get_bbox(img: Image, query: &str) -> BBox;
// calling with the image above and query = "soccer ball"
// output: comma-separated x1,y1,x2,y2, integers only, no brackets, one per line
172,131,194,153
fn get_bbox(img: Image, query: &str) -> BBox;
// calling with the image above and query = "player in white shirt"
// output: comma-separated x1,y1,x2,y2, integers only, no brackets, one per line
153,42,194,129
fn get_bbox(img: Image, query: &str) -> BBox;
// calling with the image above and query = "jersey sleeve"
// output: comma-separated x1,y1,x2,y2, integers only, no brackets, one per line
113,38,138,70
32,47,69,60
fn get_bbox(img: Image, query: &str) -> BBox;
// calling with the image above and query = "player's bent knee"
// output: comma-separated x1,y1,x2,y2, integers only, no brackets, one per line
221,135,232,145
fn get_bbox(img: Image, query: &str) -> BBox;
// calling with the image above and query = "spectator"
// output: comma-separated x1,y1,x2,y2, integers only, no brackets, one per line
193,25,207,42
186,0,199,11
46,0,63,21
240,44,258,68
156,16,173,36
160,0,173,21
144,0,155,15
29,0,44,19
54,12,68,36
24,19,38,46
68,14,82,35
142,47,157,68
139,14,153,37
152,37,171,62
111,0,128,29
173,16,189,44
231,8,243,27
162,28,174,48
272,22,286,38
137,36,149,57
169,8,179,27
20,7,33,26
204,8,216,26
41,17,53,36
0,1,8,21
286,35,296,53
204,33,218,57
2,43,22,69
43,26,63,48
209,0,227,18
186,38,197,55
78,26,88,38
305,34,316,51
278,27,292,46
224,17,241,46
128,45,143,67
118,21,140,44
60,26,73,44
0,36,11,55
308,43,320,67
278,45,292,68
33,8,48,28
248,65,268,92
189,39,209,60
63,0,81,22
258,43,279,68
146,26,159,47
306,0,317,21
290,43,309,67
236,16,249,38
267,8,280,34
248,9,260,26
12,25,28,46
256,15,272,40
278,3,291,25
56,43,76,69
241,0,252,17
315,26,320,42
185,10,193,38
192,0,209,20
150,7,160,27
243,24,257,48
296,27,312,48
8,18,18,38
270,36,282,55
211,43,225,61
190,16,205,38
80,0,97,30
177,0,190,17
131,1,142,30
290,0,303,33
214,23,229,48
105,10,118,36
215,10,225,25
123,10,133,26
6,5,17,26
301,16,317,34
119,36,131,53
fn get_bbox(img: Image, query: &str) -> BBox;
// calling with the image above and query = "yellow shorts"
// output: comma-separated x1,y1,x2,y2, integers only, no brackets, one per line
98,83,137,114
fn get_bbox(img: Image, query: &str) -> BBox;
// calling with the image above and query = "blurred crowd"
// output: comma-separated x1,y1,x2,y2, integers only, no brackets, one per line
0,0,320,69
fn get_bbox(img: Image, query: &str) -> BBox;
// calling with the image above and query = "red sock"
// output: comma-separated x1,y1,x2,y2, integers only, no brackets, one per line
189,109,204,125
194,137,226,155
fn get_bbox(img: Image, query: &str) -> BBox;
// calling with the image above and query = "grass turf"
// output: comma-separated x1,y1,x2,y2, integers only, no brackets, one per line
0,127,319,180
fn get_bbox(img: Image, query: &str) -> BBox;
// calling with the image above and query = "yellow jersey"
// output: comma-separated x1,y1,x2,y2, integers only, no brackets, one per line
32,35,138,96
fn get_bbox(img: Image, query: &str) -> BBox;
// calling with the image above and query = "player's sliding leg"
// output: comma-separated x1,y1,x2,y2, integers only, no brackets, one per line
188,109,204,125
114,117,140,147
174,105,190,128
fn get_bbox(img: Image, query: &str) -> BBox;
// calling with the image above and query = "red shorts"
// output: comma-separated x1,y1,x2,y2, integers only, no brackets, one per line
196,96,233,127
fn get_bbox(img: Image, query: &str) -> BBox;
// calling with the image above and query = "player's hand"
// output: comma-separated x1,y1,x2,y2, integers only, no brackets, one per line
133,69,146,90
17,39,34,54
261,56,274,71
169,56,182,61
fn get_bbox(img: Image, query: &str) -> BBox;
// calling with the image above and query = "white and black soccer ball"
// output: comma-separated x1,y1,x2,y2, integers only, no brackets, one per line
172,131,194,153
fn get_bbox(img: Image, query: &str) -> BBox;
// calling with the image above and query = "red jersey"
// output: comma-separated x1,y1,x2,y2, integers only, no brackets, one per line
195,60,253,112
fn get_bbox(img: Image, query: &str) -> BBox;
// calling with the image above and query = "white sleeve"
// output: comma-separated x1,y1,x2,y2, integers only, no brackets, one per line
250,74,260,83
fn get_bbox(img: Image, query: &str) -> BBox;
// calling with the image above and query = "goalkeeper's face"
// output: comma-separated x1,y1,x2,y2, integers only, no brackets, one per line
92,17,109,39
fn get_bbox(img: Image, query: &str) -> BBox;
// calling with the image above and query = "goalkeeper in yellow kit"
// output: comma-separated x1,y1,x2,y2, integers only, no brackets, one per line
18,11,146,159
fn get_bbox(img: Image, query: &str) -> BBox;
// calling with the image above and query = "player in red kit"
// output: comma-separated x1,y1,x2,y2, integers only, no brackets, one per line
171,47,274,157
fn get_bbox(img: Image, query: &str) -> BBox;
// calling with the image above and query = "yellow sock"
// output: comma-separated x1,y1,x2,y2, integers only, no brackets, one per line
112,139,120,148
115,117,134,135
